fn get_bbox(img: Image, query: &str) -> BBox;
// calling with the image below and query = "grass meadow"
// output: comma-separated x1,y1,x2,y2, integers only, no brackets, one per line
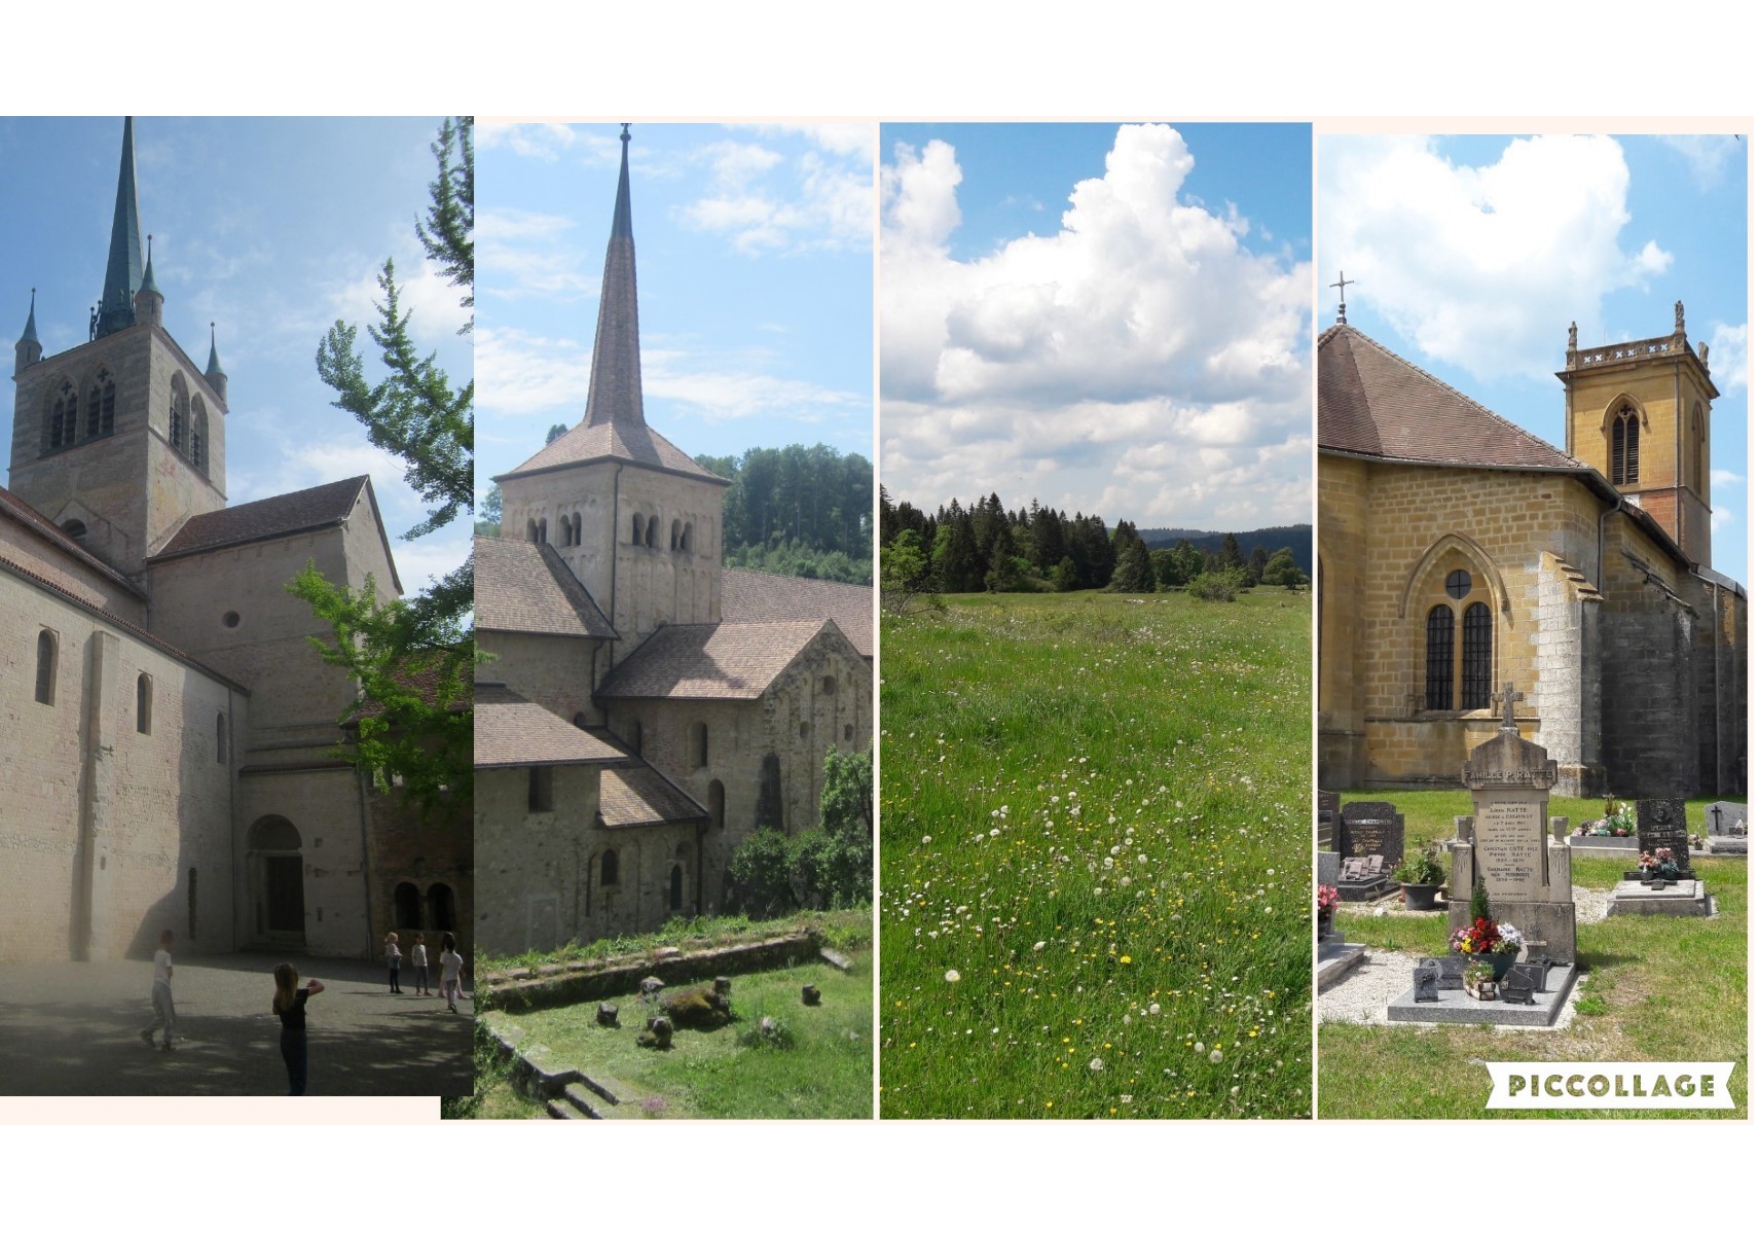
1319,791,1747,1119
879,588,1312,1118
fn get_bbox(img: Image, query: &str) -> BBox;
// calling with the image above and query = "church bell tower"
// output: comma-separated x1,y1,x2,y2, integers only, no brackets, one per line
1560,302,1717,567
8,117,229,579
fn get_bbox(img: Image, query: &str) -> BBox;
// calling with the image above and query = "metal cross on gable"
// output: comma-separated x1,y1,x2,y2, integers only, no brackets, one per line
1492,682,1524,730
1330,271,1355,324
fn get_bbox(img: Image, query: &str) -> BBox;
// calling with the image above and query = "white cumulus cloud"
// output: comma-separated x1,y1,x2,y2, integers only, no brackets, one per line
1320,134,1672,383
880,124,1310,527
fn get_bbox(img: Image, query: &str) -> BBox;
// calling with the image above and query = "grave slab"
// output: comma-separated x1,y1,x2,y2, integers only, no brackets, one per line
1317,940,1367,990
1386,963,1578,1027
1606,879,1712,918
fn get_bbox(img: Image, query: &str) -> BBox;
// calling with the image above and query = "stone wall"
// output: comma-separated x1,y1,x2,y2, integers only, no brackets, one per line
478,630,604,727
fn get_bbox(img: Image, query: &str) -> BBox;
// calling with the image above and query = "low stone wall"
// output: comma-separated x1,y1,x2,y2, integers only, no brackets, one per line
480,934,821,1013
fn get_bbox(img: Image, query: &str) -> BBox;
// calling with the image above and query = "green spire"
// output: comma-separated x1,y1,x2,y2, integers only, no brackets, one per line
95,117,144,339
582,123,645,430
206,323,225,377
20,288,38,345
140,234,160,295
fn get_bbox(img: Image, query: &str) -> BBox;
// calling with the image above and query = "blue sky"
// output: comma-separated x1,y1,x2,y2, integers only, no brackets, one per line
1320,132,1748,579
880,122,1313,530
475,122,874,493
0,115,473,595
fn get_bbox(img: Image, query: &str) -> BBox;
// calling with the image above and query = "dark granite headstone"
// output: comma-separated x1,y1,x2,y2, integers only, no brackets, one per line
1637,799,1693,877
1339,801,1405,871
1413,965,1439,1002
1317,790,1340,849
1501,964,1542,1006
1436,956,1465,991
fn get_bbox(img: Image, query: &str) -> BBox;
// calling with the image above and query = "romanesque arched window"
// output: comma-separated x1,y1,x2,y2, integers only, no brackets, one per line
708,780,725,831
669,864,684,911
601,849,620,887
427,882,456,931
394,882,421,928
1611,405,1639,485
570,514,582,545
538,517,548,544
62,519,87,543
35,630,56,705
528,766,553,812
527,518,539,544
691,721,709,769
87,370,116,439
681,521,693,553
671,518,681,550
1424,604,1454,711
1461,602,1492,710
631,513,644,544
645,516,658,548
136,672,153,734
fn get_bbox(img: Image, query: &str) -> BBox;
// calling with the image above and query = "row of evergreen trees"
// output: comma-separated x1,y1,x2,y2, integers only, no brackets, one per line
478,436,873,584
880,487,1307,596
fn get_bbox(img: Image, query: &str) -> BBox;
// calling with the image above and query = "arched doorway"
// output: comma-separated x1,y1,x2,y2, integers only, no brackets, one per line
248,816,306,945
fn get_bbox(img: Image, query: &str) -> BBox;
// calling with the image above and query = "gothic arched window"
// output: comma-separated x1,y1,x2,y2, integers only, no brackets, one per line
87,370,116,439
1424,604,1454,711
1461,602,1493,710
168,378,189,453
1611,406,1640,485
191,398,208,473
47,380,77,450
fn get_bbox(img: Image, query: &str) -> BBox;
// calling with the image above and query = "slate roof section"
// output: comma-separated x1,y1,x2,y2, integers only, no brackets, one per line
474,536,616,639
0,483,145,599
1319,323,1583,470
722,568,872,660
474,684,626,767
151,477,401,591
599,764,708,829
596,619,837,700
496,420,729,485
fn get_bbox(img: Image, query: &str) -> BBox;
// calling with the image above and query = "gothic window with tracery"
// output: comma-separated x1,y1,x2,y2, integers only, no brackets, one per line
1611,406,1639,485
1424,604,1454,711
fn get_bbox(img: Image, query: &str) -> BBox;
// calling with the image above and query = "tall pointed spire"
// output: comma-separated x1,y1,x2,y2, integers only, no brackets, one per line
582,123,645,430
20,288,38,344
95,117,145,339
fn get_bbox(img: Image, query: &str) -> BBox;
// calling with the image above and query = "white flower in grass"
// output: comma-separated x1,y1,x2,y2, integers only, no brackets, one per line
1209,1049,1224,1065
1148,1003,1160,1015
944,969,961,983
1033,941,1047,952
1089,1057,1104,1072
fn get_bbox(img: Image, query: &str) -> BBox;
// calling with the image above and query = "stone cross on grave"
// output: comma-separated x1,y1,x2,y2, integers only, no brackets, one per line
1492,682,1524,731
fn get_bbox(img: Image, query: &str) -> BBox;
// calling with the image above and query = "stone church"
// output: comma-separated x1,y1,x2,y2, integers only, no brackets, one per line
474,129,873,958
0,118,470,964
1318,306,1746,798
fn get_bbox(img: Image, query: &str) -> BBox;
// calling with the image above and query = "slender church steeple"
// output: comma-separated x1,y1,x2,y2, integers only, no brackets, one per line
582,124,645,430
94,117,145,339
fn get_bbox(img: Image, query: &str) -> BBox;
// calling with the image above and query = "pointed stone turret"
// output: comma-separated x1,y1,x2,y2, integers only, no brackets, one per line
134,234,164,327
15,288,42,374
581,124,645,430
94,117,145,340
205,323,228,405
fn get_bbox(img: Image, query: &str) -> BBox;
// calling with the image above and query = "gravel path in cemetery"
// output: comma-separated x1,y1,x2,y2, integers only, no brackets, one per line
1317,885,1608,1029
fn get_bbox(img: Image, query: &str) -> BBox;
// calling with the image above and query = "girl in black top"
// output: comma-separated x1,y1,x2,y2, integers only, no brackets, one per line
272,963,325,1095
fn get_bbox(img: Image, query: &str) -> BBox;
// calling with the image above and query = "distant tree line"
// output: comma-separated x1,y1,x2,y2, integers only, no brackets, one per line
880,487,1308,600
477,441,873,585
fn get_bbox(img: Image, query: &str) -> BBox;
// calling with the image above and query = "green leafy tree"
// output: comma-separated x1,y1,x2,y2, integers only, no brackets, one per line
1247,545,1270,586
1261,547,1308,589
727,828,795,917
820,749,873,837
475,482,501,537
545,423,568,445
1052,555,1080,592
292,116,475,805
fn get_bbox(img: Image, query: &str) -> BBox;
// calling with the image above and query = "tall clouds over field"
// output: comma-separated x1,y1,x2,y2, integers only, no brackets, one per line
880,124,1311,528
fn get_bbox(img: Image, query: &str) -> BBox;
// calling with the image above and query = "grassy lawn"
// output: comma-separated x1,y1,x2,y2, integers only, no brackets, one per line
508,948,873,1119
1321,790,1747,1119
880,589,1312,1118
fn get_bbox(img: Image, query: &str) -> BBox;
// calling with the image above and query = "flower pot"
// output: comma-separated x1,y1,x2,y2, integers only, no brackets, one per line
1400,882,1440,911
1469,951,1516,982
1464,977,1497,1001
1317,913,1335,941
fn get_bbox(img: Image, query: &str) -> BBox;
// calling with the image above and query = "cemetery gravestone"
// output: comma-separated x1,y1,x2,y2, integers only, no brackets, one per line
1705,801,1749,856
1435,955,1465,991
1336,801,1404,900
1413,964,1439,1002
1635,798,1694,878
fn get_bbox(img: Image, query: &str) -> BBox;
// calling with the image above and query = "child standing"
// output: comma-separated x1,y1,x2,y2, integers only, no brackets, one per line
272,964,325,1095
139,929,177,1051
410,932,430,996
384,930,403,993
438,932,465,1014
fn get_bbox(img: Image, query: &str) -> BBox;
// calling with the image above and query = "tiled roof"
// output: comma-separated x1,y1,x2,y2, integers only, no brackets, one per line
1319,324,1583,470
0,484,144,598
596,619,834,700
474,536,616,639
496,421,729,485
473,684,626,767
152,474,373,555
722,568,872,659
600,764,707,829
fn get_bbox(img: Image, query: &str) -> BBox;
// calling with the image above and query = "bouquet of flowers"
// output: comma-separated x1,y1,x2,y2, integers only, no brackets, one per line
1450,916,1522,956
1316,885,1339,918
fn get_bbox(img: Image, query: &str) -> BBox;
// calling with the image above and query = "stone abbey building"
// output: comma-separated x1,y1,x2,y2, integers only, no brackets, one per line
0,119,470,964
475,130,872,958
1318,308,1746,798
